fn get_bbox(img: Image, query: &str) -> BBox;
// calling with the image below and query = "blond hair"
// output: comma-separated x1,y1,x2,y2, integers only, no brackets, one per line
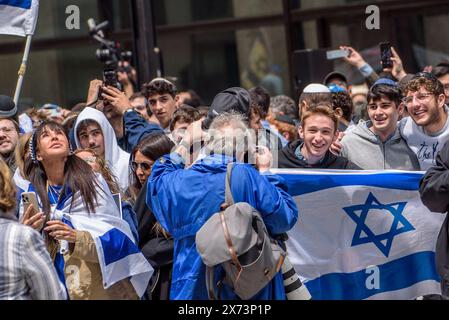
0,159,17,213
15,132,32,180
301,104,339,132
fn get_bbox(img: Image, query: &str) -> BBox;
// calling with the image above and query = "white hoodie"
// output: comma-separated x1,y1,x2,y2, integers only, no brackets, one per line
74,107,130,191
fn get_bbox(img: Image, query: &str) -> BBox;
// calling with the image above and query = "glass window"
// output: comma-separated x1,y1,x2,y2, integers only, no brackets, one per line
0,45,103,109
158,25,289,103
153,0,283,26
290,0,391,10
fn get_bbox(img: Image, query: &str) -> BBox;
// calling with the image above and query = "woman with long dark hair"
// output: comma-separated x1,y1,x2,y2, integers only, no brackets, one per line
24,121,153,300
0,158,66,300
130,133,175,300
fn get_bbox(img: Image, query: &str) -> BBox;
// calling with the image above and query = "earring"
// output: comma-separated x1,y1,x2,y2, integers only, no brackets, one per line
68,143,74,155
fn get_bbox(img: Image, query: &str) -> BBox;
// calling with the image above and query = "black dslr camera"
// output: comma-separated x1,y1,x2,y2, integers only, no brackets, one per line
87,18,134,87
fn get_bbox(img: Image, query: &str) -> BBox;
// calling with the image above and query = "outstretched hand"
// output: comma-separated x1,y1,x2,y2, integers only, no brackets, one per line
340,46,366,69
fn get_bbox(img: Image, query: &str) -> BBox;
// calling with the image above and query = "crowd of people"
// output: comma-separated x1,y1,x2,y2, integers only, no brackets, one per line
0,44,449,300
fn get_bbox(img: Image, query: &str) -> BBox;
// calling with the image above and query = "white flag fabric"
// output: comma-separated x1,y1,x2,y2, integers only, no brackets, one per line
0,0,39,36
52,176,154,298
273,169,446,300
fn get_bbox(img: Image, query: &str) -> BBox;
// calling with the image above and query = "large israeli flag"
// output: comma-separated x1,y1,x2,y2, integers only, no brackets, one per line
274,169,446,300
0,0,39,36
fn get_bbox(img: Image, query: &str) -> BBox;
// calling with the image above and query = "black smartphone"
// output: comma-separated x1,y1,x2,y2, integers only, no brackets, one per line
103,68,120,89
379,42,393,69
98,68,121,104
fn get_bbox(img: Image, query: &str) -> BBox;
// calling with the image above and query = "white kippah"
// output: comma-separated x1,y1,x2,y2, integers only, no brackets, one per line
303,83,331,93
149,77,175,86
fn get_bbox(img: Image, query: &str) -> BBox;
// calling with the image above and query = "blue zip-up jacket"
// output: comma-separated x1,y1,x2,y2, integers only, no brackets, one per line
118,110,164,153
147,153,298,300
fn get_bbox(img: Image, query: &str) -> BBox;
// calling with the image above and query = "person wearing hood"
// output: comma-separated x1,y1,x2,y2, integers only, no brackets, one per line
277,104,359,169
340,79,420,170
74,107,130,191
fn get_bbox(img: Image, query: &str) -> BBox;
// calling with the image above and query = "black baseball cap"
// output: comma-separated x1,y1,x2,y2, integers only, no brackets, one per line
201,87,251,130
0,95,17,119
324,71,348,86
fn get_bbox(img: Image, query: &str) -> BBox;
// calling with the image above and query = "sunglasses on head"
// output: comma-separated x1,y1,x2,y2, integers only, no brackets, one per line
131,160,153,172
412,72,438,81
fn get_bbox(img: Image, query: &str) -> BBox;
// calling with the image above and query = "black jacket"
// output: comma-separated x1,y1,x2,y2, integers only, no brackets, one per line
419,140,449,296
134,181,174,300
276,139,360,169
134,181,174,268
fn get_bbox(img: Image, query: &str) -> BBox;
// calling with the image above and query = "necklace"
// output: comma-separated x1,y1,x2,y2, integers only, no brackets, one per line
47,182,63,205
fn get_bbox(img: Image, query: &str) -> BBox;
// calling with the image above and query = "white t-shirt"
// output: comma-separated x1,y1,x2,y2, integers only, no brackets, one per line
399,111,449,171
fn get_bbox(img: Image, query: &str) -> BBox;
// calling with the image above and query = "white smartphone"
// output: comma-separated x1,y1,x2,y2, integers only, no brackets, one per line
21,192,40,217
326,49,350,60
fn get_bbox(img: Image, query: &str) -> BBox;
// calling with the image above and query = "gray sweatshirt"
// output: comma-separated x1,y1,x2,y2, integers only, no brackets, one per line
340,120,421,171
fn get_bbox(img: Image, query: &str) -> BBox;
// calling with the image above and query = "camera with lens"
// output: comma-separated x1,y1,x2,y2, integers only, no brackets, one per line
87,18,134,87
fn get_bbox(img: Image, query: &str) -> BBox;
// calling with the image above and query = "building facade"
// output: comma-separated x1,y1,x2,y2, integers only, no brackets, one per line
0,0,448,108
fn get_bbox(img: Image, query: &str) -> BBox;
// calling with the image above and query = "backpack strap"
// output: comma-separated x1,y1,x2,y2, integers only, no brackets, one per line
225,162,235,206
206,266,217,300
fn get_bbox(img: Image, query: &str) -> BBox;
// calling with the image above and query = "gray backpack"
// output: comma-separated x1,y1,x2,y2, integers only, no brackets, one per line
195,162,286,300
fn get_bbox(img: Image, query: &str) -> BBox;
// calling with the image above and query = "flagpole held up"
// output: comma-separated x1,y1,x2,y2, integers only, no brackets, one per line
13,34,33,105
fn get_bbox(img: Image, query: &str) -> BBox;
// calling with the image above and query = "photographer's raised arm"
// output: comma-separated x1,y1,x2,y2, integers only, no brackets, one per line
86,79,103,106
389,47,407,81
101,85,164,152
101,86,133,114
340,45,379,87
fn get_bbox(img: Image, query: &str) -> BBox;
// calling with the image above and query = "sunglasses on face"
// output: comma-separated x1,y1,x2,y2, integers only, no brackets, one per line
131,160,153,172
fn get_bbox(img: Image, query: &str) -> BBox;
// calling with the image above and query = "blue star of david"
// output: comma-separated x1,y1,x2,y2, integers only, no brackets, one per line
343,192,415,257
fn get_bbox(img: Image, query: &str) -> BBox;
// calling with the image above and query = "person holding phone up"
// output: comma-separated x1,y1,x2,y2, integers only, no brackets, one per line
0,158,66,300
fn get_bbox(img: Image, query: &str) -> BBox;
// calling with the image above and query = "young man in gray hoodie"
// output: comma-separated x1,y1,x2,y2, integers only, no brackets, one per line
340,78,420,170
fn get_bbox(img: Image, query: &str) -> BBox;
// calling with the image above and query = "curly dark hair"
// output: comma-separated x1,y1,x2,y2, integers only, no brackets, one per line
249,86,270,119
331,91,353,122
142,78,177,99
169,105,201,132
404,74,444,97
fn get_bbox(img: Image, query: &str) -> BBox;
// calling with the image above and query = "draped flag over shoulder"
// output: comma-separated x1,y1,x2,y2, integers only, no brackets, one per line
52,176,154,298
273,169,446,300
0,0,39,36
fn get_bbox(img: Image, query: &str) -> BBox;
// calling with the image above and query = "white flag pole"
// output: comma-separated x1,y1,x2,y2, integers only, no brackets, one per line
13,34,33,105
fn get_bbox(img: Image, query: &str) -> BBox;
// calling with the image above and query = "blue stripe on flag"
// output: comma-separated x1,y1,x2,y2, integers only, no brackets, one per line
305,251,440,300
0,0,31,9
279,172,423,196
99,228,140,266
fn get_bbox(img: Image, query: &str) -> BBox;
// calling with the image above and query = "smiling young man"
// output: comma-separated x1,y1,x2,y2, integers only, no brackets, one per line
277,104,359,169
340,79,420,170
398,72,449,170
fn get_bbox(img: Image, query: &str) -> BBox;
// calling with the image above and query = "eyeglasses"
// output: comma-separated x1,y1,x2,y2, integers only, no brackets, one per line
402,93,434,106
131,160,153,172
